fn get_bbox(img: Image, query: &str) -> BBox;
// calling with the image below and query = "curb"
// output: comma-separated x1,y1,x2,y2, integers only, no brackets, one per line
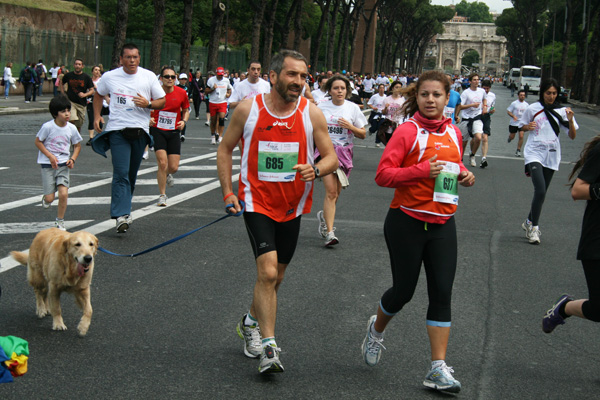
0,108,48,116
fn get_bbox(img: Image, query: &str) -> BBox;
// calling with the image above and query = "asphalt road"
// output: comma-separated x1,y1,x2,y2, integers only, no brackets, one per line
0,86,599,399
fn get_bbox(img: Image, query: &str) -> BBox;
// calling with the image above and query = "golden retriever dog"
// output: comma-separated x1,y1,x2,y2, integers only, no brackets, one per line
11,228,98,336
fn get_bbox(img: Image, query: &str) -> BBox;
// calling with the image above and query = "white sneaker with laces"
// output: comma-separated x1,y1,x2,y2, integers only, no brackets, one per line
362,315,385,366
157,194,167,207
142,151,149,160
211,136,216,145
41,195,51,209
469,155,476,167
317,210,327,238
522,219,533,239
166,174,174,187
116,215,130,233
423,361,461,393
324,230,338,247
236,314,262,358
529,226,541,244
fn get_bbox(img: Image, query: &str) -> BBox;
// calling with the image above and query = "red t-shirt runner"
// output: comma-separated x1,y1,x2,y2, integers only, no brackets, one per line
151,86,190,131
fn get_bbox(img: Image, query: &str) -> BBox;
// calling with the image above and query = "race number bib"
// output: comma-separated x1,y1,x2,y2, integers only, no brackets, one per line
257,141,299,182
327,116,349,146
433,161,460,204
157,111,177,130
111,89,136,111
444,106,455,119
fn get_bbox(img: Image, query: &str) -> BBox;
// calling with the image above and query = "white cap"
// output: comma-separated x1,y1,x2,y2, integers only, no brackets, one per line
179,73,188,79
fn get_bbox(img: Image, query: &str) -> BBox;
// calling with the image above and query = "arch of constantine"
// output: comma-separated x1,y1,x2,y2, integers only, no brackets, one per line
431,22,508,75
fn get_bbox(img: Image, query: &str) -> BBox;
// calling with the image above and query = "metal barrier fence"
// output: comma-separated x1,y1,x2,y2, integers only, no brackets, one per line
0,24,248,74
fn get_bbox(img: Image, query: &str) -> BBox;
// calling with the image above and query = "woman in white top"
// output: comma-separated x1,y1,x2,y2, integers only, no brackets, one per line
3,62,13,99
86,65,103,144
368,84,387,147
316,75,367,246
519,78,578,244
380,80,406,143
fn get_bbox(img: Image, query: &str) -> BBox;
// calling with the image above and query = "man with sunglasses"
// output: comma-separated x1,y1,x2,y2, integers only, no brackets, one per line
92,43,166,233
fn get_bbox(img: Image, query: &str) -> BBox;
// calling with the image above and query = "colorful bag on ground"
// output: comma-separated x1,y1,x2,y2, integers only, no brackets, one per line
0,336,29,383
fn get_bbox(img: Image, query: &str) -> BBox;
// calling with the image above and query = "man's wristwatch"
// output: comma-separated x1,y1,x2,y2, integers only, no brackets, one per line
313,166,320,177
147,101,152,109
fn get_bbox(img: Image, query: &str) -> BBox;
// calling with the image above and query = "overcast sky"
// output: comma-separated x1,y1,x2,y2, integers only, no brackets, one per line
431,0,513,14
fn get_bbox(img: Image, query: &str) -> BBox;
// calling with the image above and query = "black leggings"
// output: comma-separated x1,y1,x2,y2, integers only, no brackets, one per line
527,162,555,226
380,209,457,325
581,260,600,322
243,212,301,264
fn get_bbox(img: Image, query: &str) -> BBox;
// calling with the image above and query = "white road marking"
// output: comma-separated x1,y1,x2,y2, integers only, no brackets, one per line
0,220,94,234
135,178,214,185
36,195,163,206
0,167,9,171
177,165,240,171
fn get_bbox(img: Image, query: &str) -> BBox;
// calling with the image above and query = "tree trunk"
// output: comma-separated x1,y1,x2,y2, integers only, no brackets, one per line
250,0,267,61
292,0,303,51
149,0,165,74
335,1,350,71
261,0,279,70
310,0,332,74
207,0,225,72
590,20,600,104
348,0,364,73
111,0,129,69
180,0,194,73
559,0,572,87
360,1,379,74
279,0,297,50
326,0,341,70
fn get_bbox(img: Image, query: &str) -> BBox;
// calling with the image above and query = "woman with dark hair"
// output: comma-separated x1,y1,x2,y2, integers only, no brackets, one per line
519,78,578,244
542,135,600,333
379,80,406,144
190,70,205,120
315,75,367,246
361,70,475,393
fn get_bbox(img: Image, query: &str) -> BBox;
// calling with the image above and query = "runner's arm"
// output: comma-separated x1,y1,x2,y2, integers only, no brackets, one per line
217,101,249,213
306,102,338,179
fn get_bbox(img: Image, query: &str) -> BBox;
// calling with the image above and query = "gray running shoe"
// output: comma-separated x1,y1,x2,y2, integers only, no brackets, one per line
259,344,284,373
317,210,327,238
362,315,385,366
236,314,261,358
157,194,167,207
529,226,541,244
423,362,461,393
480,157,488,168
515,149,521,157
469,154,476,167
166,174,174,187
543,294,574,333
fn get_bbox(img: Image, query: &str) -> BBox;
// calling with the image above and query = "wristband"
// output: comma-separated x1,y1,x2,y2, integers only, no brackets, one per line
590,183,600,200
223,192,235,202
69,158,75,163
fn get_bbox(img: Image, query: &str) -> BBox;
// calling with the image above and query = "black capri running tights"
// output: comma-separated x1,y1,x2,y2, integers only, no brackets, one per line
527,162,555,226
380,208,457,324
581,260,600,322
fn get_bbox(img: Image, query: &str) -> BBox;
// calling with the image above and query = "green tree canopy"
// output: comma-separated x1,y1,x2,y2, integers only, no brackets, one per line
455,0,494,22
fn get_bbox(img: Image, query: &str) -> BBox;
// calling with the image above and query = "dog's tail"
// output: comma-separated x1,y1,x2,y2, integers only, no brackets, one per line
10,251,29,266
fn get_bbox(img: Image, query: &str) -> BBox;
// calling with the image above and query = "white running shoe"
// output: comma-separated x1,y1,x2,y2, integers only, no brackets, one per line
423,361,461,393
142,151,149,160
236,314,262,358
515,149,521,157
157,194,167,207
362,315,385,366
204,121,209,126
211,136,216,145
116,215,130,233
324,230,338,247
529,226,541,244
522,219,533,239
166,174,174,187
259,345,284,373
41,195,51,209
317,210,327,238
55,219,66,231
469,155,476,167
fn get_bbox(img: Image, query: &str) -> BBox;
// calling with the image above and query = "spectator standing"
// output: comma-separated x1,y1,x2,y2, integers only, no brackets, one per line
3,62,13,99
190,70,205,120
35,60,47,97
19,61,37,103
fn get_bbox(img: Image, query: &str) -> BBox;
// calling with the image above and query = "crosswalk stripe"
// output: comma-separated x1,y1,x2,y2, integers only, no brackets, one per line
177,165,240,171
0,152,218,213
0,221,95,234
36,195,162,206
136,178,214,185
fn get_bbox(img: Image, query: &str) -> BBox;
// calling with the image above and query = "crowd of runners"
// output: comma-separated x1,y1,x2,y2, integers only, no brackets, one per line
28,45,600,394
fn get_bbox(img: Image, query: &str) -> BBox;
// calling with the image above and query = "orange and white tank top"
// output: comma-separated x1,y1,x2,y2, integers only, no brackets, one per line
391,118,462,220
238,94,314,222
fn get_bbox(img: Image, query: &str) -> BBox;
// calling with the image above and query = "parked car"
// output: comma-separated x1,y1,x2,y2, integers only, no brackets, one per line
558,87,570,104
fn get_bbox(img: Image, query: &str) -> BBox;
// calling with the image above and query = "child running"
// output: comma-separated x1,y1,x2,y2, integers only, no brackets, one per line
35,95,82,230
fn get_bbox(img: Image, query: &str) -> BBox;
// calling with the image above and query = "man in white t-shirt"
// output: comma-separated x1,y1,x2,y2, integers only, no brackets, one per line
92,43,166,233
205,67,232,144
507,90,528,157
229,61,271,111
458,73,487,167
362,73,376,102
375,72,389,90
478,80,496,168
398,71,407,87
311,75,329,104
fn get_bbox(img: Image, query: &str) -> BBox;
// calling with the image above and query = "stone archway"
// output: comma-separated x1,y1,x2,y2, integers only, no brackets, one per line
443,59,454,72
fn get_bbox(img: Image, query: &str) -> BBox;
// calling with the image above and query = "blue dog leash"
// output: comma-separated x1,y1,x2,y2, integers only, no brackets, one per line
98,201,245,258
